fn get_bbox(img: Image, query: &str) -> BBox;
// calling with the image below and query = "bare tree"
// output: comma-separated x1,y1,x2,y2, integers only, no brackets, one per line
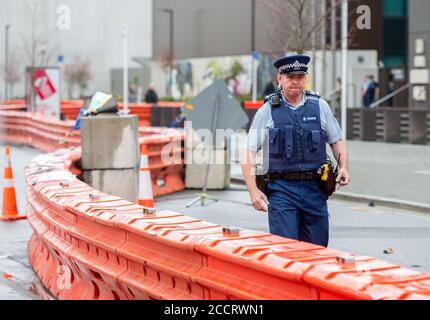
21,0,57,67
64,56,92,99
158,50,175,97
1,55,24,99
258,0,359,54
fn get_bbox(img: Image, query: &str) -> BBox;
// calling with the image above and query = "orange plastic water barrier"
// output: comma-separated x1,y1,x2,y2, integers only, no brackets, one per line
0,105,27,111
117,103,152,127
156,101,185,108
61,101,152,127
0,99,26,106
23,147,430,300
139,127,185,197
243,100,264,109
60,100,85,120
0,111,80,152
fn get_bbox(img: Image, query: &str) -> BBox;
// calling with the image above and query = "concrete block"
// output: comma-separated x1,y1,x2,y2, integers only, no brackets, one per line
384,110,401,143
410,110,428,144
82,169,138,203
361,109,377,141
81,114,139,170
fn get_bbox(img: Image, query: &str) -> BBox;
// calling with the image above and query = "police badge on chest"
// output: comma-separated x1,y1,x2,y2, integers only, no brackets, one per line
302,115,318,122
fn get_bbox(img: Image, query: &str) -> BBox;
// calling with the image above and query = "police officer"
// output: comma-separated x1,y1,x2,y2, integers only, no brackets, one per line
241,54,350,247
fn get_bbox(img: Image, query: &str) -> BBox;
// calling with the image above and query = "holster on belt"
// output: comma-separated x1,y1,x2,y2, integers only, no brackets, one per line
318,163,338,197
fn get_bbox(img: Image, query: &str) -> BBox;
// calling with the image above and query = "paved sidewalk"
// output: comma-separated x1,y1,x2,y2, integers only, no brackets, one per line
230,136,430,212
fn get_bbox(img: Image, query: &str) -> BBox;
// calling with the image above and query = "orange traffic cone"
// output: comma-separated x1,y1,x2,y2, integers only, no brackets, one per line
138,145,155,208
0,147,26,221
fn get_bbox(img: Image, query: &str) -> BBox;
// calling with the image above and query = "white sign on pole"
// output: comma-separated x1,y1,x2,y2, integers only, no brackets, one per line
32,67,61,119
415,39,425,54
414,55,426,68
122,24,129,115
410,69,430,84
413,86,427,101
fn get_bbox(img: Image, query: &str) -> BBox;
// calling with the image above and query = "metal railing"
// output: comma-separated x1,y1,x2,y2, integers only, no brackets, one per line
370,83,412,109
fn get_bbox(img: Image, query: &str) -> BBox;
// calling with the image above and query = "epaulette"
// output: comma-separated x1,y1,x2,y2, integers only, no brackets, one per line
305,90,321,101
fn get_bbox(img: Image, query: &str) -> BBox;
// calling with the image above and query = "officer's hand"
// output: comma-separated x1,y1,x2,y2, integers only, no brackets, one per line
250,188,269,212
336,168,350,187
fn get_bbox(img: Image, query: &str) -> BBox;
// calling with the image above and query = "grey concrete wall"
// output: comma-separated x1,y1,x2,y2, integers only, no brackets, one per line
153,0,265,59
152,0,384,60
409,0,430,108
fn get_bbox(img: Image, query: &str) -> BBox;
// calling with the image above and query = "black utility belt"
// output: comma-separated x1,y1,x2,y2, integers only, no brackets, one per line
267,171,320,181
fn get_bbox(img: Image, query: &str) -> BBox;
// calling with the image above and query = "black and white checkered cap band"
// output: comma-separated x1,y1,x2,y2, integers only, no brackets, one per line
278,61,307,72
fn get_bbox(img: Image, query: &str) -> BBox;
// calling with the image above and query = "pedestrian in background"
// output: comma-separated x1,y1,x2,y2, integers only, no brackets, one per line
334,77,342,109
129,84,138,103
361,75,379,108
145,83,159,104
263,77,276,97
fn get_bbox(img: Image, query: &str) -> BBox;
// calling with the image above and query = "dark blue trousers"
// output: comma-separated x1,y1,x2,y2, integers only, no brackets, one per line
267,179,329,247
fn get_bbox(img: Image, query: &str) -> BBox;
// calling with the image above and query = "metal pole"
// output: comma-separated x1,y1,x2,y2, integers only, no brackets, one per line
202,94,220,195
252,56,258,102
251,0,255,53
186,94,220,208
122,24,129,114
162,8,174,97
341,0,348,140
159,9,174,97
311,0,316,90
251,0,258,102
331,0,336,96
321,0,327,97
169,9,174,98
5,25,10,100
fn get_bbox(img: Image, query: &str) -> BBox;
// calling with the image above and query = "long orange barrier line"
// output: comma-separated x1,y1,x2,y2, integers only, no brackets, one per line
22,148,430,300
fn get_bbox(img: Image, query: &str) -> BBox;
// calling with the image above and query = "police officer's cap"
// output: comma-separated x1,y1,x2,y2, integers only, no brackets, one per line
273,54,311,76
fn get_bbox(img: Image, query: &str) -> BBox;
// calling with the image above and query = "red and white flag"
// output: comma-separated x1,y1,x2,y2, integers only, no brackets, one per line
33,69,57,100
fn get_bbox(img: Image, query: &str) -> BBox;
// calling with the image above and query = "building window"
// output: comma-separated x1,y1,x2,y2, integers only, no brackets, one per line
383,0,407,17
383,0,407,67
